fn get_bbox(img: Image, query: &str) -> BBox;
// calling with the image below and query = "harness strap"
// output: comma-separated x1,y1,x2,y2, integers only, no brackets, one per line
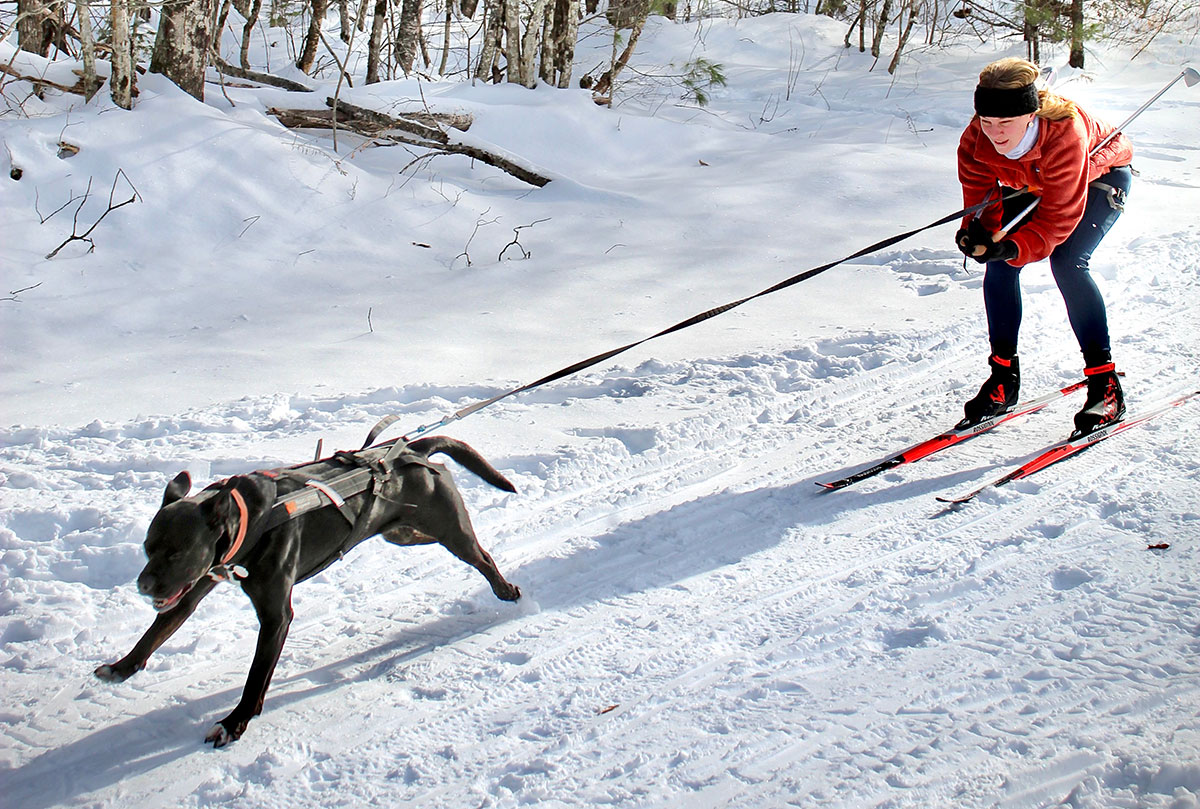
222,489,249,565
207,488,251,582
1089,180,1126,212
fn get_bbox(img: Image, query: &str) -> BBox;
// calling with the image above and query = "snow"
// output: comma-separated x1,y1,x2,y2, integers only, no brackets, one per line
3,11,1200,809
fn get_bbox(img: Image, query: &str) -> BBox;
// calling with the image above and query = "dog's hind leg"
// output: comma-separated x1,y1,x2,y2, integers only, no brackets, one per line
382,515,521,602
442,527,521,602
94,577,220,683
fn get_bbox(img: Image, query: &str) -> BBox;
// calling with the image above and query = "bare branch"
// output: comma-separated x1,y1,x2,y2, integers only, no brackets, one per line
4,282,43,302
498,217,549,261
45,169,141,259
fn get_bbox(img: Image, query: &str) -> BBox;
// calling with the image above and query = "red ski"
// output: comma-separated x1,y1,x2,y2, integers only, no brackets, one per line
936,390,1199,505
817,380,1088,491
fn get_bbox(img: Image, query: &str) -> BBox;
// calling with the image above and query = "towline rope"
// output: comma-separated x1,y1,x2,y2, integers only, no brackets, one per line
363,191,1025,450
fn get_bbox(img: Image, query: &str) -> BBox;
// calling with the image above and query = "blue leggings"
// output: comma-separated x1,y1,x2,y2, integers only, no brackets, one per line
983,165,1132,367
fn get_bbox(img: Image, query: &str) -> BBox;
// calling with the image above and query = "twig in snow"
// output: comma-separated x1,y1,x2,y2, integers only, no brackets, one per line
498,218,550,262
239,215,260,238
453,209,497,269
4,282,43,302
45,169,141,259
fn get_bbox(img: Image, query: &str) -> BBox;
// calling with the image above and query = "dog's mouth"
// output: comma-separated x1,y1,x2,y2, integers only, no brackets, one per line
152,581,194,613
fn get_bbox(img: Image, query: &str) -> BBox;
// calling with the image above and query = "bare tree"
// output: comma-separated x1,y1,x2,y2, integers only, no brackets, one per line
503,0,520,82
76,0,100,99
240,0,265,67
1068,0,1084,66
887,0,920,73
871,0,893,58
474,0,505,81
149,0,219,100
297,0,331,73
366,0,389,82
540,0,579,87
110,0,135,108
338,0,353,41
592,0,649,102
16,0,68,56
396,0,423,74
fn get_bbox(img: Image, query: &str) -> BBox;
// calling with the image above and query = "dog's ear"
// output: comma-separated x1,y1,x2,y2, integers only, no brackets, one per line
162,471,192,507
201,478,243,529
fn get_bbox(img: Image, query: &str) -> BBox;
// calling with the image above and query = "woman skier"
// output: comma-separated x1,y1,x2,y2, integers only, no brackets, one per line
955,57,1133,437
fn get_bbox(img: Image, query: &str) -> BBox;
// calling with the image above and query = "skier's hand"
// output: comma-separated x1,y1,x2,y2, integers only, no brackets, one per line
955,219,992,257
968,239,1019,265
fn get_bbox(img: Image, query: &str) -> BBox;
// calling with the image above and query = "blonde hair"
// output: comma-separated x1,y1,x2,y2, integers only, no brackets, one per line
977,57,1076,121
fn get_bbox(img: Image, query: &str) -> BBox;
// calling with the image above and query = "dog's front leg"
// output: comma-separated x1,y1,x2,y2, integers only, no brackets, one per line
94,577,219,683
204,575,295,748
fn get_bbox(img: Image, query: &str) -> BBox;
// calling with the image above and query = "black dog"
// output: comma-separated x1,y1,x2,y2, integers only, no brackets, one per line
95,436,521,747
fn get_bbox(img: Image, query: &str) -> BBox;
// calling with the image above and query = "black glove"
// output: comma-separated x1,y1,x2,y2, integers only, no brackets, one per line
968,239,1019,265
955,218,992,257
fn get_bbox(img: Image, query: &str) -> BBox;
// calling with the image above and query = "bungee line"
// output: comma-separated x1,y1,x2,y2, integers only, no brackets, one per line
361,190,1027,450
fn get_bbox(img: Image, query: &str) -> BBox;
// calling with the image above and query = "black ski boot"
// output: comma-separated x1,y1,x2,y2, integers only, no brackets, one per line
1073,363,1125,436
960,354,1019,427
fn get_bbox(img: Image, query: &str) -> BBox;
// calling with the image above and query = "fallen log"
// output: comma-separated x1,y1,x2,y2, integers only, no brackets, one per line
268,100,550,187
210,55,314,93
0,63,102,97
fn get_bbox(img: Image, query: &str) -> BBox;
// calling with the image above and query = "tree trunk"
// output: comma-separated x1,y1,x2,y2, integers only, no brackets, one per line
240,0,264,68
297,0,330,73
438,2,453,75
539,0,556,85
870,0,891,59
396,0,422,74
552,0,578,88
110,0,135,108
366,0,389,83
214,0,233,50
1068,0,1084,68
474,0,505,81
591,4,646,103
1023,1,1040,63
842,0,859,49
339,0,352,41
503,0,520,83
887,0,918,74
76,0,100,100
16,0,67,56
859,0,866,52
518,0,549,86
150,0,219,101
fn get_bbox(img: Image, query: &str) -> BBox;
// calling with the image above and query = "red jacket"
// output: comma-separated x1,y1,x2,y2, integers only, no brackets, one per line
958,106,1133,266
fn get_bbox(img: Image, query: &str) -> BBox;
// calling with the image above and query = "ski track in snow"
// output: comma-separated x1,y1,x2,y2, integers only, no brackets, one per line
4,235,1199,809
4,14,1200,809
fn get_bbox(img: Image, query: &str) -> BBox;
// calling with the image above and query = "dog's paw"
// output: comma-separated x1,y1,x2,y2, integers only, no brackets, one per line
495,582,522,602
205,716,250,748
94,663,132,683
205,722,235,748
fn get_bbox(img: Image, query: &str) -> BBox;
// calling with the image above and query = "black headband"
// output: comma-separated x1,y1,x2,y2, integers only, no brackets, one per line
974,83,1040,118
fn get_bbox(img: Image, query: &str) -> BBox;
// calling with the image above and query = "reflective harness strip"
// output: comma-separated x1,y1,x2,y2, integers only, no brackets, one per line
1089,180,1126,212
223,489,249,564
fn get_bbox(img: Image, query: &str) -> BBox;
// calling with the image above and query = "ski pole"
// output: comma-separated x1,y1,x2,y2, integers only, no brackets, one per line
1091,65,1200,157
996,196,1040,239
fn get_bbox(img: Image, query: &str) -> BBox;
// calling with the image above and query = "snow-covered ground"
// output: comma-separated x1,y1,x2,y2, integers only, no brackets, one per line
3,11,1200,809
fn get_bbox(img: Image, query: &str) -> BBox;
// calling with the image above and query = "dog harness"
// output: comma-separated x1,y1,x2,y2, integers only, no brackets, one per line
200,439,445,585
205,488,251,582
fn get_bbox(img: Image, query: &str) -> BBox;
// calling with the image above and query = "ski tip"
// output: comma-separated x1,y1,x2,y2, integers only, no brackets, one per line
935,494,972,505
815,481,843,491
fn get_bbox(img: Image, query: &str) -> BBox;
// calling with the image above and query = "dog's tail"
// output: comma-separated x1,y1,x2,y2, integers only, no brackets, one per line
408,437,517,493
